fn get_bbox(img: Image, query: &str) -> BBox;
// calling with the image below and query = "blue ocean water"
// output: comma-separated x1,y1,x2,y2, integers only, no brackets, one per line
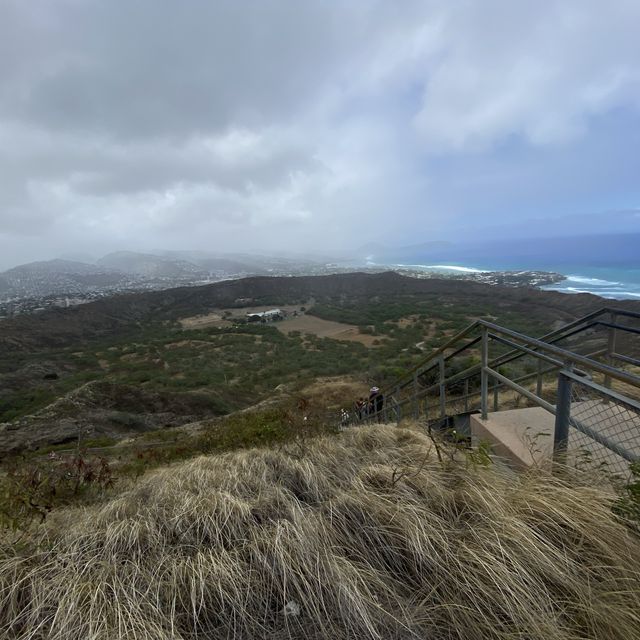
540,267,640,300
393,263,640,300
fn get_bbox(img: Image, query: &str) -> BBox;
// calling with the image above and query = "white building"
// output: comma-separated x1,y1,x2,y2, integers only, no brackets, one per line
246,308,285,322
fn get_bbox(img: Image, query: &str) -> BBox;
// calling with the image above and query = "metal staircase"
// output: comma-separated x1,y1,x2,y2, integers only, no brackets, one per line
360,307,640,476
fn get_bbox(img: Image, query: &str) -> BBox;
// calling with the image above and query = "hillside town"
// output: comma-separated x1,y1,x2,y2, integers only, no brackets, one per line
0,252,565,320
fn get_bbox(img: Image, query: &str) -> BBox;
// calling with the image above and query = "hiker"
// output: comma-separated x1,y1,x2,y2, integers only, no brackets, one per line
375,389,385,415
354,397,366,420
369,386,384,417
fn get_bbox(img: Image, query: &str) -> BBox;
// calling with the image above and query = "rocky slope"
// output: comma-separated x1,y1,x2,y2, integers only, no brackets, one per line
0,380,222,454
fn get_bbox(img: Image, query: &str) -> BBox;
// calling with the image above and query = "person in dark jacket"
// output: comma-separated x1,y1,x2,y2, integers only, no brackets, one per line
376,391,384,415
369,386,384,417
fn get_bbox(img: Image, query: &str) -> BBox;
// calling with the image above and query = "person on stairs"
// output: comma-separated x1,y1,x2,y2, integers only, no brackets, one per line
369,386,384,417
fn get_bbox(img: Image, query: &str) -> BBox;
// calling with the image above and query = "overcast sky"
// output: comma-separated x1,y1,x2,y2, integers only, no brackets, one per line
1,0,639,268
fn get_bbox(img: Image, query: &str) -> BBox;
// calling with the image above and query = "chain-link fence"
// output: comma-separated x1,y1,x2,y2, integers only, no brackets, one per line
568,378,640,479
354,310,640,481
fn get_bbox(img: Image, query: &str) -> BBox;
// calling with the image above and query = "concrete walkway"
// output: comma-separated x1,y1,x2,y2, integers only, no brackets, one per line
470,402,639,475
471,407,554,470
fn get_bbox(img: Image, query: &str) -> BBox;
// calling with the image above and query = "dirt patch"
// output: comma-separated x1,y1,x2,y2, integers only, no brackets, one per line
179,313,231,329
277,315,380,347
395,315,420,328
330,327,380,347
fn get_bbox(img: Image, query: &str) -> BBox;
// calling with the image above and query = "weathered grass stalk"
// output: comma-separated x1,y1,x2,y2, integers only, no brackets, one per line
1,424,639,639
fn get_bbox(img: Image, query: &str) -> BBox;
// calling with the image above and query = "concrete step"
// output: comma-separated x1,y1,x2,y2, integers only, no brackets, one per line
470,407,554,470
470,402,639,474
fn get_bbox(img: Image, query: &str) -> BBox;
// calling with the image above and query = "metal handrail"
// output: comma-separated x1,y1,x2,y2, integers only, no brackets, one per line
384,329,626,420
354,308,640,467
385,307,640,397
480,320,640,387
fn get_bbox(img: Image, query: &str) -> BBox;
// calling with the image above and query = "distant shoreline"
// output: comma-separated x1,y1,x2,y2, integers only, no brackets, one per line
385,264,564,291
381,262,640,300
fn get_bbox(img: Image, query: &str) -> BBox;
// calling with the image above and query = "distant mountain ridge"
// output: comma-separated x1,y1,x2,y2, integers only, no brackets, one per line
359,232,640,268
4,233,639,306
355,241,455,263
0,249,335,304
0,259,127,299
97,251,208,279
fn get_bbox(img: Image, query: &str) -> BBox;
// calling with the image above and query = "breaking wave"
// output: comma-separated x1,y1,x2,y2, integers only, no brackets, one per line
395,264,486,273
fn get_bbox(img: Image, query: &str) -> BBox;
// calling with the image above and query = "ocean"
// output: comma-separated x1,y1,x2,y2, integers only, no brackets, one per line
540,268,640,300
392,263,640,300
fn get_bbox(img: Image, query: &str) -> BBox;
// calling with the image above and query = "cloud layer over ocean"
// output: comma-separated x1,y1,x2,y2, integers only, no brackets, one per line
1,1,639,267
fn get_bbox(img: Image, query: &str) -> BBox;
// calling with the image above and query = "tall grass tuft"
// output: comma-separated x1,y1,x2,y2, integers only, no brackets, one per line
1,424,639,639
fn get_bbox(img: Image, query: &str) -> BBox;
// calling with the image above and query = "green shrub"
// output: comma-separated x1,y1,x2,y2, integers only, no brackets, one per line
613,461,640,527
107,411,147,429
0,454,115,532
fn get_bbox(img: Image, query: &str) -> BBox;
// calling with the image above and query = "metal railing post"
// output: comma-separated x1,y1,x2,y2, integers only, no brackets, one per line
553,368,573,465
412,374,419,419
604,311,617,392
536,358,543,397
438,355,446,418
481,327,489,420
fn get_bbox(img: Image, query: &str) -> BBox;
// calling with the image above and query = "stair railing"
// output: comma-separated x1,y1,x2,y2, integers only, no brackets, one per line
358,307,640,468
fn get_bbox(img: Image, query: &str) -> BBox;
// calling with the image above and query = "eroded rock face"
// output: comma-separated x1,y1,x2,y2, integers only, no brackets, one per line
1,361,63,387
0,381,221,455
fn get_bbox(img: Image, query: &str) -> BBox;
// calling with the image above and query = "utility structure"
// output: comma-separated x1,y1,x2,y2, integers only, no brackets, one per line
359,307,640,475
246,308,285,323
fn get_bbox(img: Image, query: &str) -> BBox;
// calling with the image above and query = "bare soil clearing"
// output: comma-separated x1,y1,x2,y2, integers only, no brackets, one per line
179,313,230,329
277,315,380,346
395,314,420,327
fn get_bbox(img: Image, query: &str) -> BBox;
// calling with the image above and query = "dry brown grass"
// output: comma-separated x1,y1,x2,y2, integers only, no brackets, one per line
297,376,368,409
1,424,639,639
276,315,380,347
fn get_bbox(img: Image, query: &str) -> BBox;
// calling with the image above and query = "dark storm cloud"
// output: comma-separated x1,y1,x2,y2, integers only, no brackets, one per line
2,0,363,139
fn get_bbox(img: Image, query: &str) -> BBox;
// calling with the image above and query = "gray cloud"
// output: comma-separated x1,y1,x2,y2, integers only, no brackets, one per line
0,0,639,269
2,1,367,138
